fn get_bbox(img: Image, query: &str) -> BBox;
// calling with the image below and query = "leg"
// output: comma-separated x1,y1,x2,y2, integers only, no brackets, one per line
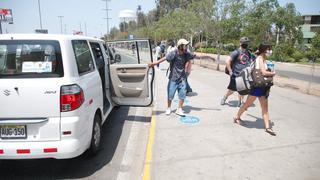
225,89,234,98
166,80,178,115
235,95,256,121
175,79,187,116
221,75,236,105
258,96,270,129
258,96,276,135
178,99,184,109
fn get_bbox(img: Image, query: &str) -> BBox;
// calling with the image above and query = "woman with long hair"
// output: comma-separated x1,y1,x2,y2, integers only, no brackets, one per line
233,42,276,136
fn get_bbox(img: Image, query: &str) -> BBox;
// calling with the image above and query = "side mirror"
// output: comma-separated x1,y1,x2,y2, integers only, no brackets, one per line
115,54,121,63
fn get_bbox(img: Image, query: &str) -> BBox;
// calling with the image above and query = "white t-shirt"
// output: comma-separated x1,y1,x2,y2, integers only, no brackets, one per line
155,46,161,58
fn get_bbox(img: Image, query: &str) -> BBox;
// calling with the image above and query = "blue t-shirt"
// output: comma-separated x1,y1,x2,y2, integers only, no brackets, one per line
230,49,255,76
166,48,194,81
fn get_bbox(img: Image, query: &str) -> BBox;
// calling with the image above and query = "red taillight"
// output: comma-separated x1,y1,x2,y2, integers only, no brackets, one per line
44,148,58,153
60,84,84,112
17,149,30,154
0,149,3,154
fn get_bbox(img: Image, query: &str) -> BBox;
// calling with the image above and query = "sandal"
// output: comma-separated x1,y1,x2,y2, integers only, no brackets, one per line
233,117,246,126
265,128,276,136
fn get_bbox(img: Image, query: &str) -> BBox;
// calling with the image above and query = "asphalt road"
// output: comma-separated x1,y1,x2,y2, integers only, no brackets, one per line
0,106,152,180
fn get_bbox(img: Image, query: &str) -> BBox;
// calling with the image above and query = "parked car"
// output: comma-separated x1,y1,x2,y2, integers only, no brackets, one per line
0,34,154,159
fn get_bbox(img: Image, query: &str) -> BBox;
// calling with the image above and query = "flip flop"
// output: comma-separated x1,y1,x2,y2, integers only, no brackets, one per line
265,128,276,136
233,117,246,126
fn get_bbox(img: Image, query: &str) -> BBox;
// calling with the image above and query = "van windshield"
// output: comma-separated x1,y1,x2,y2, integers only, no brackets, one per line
0,40,63,78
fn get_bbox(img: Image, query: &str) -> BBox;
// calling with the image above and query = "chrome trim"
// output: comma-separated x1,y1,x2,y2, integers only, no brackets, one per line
0,118,49,125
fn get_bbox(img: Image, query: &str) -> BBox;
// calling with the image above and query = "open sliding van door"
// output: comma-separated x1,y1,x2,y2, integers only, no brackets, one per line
105,39,155,106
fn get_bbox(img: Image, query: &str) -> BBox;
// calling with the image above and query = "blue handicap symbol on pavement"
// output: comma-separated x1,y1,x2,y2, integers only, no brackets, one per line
180,116,200,124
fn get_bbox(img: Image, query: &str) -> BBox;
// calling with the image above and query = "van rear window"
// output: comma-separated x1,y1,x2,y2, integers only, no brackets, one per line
0,40,63,78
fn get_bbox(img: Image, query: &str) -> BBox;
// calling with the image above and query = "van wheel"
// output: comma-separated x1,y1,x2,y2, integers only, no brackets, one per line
89,114,102,155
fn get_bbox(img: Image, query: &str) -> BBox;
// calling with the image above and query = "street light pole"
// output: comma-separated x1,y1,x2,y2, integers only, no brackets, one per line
58,16,64,34
38,0,43,29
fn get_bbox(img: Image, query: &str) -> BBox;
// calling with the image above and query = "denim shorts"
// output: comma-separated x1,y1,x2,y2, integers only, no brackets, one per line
167,79,187,100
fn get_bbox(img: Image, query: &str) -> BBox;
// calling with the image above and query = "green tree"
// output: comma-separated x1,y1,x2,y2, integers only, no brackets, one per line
242,0,279,47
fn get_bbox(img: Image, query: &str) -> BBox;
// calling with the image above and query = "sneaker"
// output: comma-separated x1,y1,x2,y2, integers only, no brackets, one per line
165,108,171,115
220,96,227,105
175,108,185,117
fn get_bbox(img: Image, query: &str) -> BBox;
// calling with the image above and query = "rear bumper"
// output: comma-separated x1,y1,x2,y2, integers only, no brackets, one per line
0,115,93,159
0,138,87,159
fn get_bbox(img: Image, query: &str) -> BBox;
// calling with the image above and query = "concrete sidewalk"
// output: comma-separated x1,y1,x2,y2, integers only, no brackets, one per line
150,65,320,180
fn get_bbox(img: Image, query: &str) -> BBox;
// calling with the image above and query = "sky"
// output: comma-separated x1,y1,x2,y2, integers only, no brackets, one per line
0,0,319,38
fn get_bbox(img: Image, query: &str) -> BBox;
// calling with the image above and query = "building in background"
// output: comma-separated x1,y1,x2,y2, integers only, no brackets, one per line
301,14,320,45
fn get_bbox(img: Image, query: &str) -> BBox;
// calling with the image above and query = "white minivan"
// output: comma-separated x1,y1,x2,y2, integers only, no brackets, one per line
0,34,154,159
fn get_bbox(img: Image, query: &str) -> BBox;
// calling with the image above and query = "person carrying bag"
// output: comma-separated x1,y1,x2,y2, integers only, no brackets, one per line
233,42,277,136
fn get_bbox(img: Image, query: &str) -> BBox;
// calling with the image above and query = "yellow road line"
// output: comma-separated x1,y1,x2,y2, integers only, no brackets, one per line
142,111,156,180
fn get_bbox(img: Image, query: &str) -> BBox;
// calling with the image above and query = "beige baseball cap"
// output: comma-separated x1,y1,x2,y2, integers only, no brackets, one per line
177,39,190,46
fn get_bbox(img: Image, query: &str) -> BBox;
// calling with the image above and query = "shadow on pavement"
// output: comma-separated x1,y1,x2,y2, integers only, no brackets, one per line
186,92,198,97
0,106,145,179
183,105,221,113
227,100,256,108
242,114,275,129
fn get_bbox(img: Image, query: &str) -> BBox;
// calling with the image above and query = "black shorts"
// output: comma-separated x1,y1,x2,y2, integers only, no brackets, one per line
227,75,237,91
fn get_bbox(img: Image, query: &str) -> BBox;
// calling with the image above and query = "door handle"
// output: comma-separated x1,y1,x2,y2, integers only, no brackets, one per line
121,68,127,73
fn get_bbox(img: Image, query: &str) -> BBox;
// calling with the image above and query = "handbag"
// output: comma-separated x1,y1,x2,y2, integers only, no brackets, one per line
251,59,273,88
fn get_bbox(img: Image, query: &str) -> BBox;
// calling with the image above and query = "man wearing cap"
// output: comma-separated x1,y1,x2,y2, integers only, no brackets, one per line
149,38,213,116
220,37,255,107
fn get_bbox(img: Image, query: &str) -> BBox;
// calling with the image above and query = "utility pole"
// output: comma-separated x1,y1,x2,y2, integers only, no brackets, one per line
102,0,111,39
38,0,43,29
58,16,64,34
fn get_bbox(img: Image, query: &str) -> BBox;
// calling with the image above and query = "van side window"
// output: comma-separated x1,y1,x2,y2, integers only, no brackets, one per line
72,40,95,74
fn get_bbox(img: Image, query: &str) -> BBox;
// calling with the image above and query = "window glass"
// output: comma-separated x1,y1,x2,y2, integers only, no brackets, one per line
107,40,151,64
0,40,63,78
72,40,95,74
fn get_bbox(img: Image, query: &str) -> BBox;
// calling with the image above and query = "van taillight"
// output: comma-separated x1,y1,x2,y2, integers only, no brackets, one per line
60,84,84,112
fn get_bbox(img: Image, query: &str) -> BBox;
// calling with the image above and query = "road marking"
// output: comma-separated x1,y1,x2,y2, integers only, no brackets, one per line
116,108,142,180
142,111,155,180
180,116,200,124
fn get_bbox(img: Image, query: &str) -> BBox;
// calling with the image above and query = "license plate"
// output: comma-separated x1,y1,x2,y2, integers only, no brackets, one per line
0,125,27,139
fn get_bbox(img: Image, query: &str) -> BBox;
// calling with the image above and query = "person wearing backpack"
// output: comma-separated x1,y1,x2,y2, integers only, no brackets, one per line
149,39,213,116
233,42,276,136
220,37,255,107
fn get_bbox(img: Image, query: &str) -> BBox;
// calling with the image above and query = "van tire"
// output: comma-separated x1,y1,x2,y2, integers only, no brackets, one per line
89,113,102,155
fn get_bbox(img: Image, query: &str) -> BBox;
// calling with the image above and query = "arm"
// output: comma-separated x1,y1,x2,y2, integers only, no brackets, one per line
148,56,166,67
225,56,233,75
185,60,192,75
259,57,275,77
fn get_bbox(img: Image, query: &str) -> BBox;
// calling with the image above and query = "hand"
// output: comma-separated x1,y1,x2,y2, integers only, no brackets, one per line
271,71,276,76
148,62,155,68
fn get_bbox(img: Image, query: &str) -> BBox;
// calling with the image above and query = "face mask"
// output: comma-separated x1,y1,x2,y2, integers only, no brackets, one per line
266,50,272,57
241,44,248,49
